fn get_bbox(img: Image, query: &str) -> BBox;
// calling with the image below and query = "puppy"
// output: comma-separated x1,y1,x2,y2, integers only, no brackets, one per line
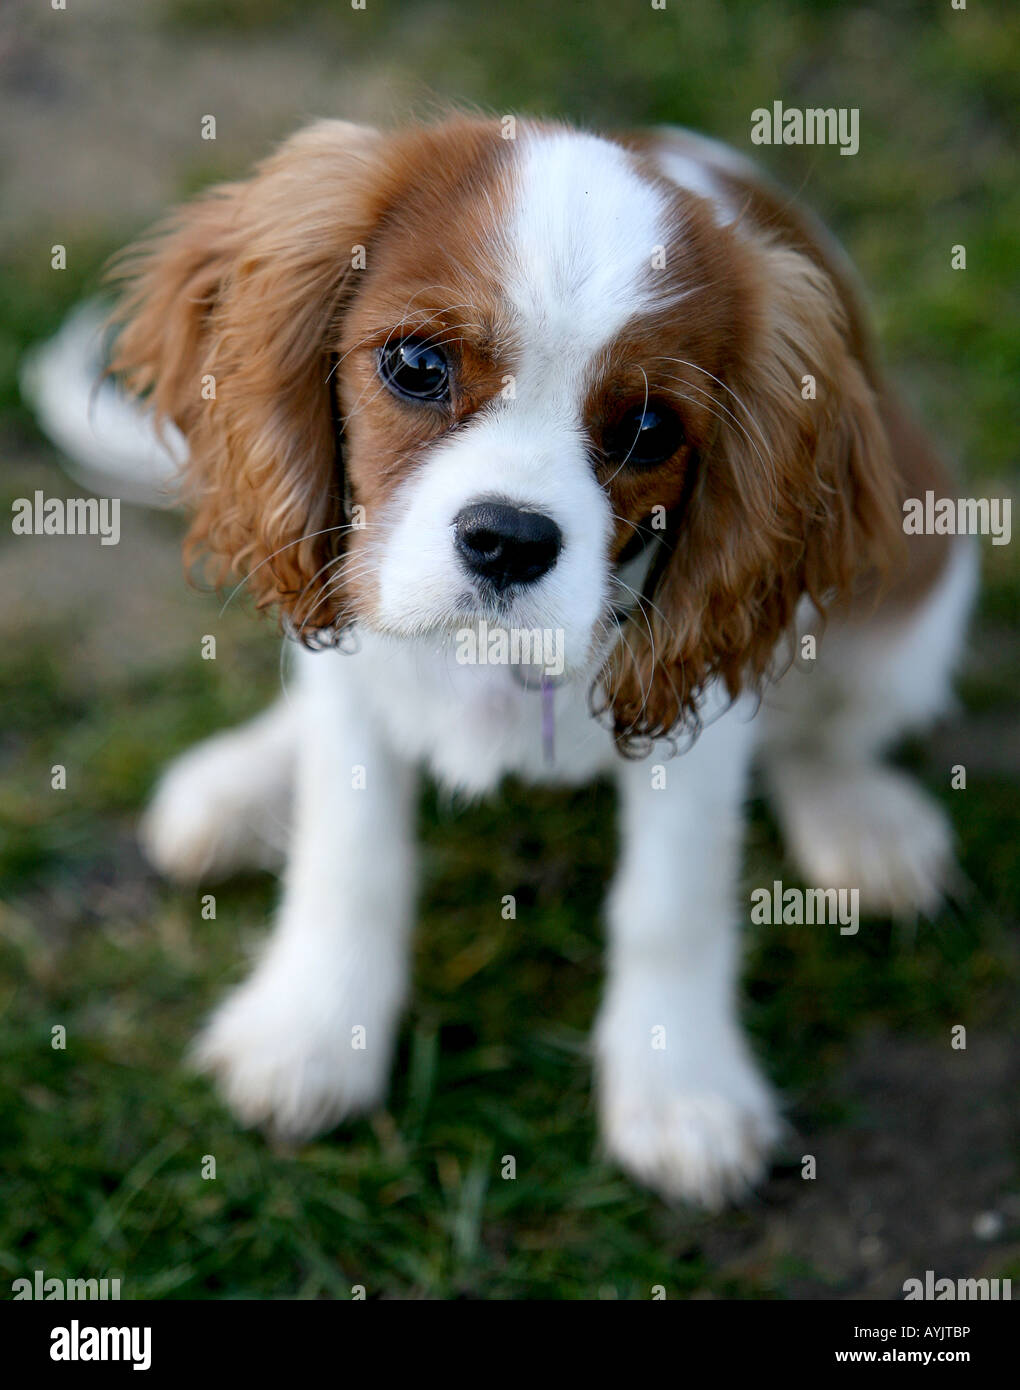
39,116,977,1207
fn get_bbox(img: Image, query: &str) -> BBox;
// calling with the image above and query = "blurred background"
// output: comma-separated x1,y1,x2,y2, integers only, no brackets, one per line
0,0,1016,1299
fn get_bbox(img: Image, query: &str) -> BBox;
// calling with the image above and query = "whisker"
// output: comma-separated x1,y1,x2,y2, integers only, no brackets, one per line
660,376,769,469
290,523,377,608
607,507,666,562
657,382,779,520
294,530,392,638
602,366,651,488
610,570,678,645
658,376,778,514
647,354,772,460
218,522,362,617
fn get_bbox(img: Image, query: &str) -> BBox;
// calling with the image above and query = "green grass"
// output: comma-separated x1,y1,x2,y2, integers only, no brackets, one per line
0,0,1017,1300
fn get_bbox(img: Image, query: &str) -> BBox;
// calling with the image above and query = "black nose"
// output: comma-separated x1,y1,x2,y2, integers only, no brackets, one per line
454,501,562,590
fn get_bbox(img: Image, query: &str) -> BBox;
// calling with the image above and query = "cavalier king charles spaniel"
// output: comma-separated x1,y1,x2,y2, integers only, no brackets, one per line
30,116,976,1207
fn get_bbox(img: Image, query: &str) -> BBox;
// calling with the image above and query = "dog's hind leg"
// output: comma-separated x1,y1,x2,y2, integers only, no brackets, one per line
142,693,298,882
757,538,978,918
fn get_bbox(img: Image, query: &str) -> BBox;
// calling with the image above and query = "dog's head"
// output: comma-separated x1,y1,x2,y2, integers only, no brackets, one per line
112,116,901,748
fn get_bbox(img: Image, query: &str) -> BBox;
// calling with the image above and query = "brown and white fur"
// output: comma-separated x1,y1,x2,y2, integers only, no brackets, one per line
27,117,976,1207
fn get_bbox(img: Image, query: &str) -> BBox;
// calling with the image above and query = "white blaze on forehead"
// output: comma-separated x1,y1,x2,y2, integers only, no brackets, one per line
502,129,671,370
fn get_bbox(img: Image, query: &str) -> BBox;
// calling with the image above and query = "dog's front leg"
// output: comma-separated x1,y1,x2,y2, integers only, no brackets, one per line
194,647,417,1140
596,705,781,1207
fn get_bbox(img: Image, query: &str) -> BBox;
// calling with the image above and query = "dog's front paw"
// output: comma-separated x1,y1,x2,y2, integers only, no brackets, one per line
191,950,399,1140
599,1083,782,1210
596,991,783,1207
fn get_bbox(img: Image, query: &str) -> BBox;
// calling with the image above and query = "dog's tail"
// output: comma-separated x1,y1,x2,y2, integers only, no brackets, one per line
19,300,186,508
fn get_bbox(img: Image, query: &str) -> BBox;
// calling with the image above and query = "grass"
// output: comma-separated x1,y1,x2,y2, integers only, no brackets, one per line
0,0,1017,1299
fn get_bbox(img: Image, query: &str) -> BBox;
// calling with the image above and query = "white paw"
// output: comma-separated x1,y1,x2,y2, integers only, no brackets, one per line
596,994,782,1208
600,1086,782,1209
191,946,400,1139
142,737,289,883
774,762,954,918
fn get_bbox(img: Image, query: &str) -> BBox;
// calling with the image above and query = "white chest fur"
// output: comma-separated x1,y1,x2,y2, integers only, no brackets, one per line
319,633,618,795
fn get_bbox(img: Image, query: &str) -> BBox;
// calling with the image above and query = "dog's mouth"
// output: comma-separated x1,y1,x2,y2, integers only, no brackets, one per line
301,584,634,692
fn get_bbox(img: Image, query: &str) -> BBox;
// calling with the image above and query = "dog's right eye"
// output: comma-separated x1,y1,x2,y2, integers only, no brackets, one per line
378,338,450,402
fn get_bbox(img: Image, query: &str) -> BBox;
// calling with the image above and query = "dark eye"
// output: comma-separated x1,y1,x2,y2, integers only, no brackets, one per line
604,402,685,468
378,338,450,402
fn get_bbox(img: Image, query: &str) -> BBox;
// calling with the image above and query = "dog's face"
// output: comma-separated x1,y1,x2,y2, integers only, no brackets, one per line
336,125,749,679
114,117,900,746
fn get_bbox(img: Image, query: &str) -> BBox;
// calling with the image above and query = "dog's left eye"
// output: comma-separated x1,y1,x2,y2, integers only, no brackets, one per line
604,402,685,468
378,338,450,402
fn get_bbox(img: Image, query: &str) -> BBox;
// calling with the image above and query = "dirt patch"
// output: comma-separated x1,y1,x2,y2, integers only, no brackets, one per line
701,1029,1019,1298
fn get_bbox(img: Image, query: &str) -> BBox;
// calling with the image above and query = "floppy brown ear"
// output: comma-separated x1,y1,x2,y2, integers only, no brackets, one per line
110,120,384,633
607,241,903,750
